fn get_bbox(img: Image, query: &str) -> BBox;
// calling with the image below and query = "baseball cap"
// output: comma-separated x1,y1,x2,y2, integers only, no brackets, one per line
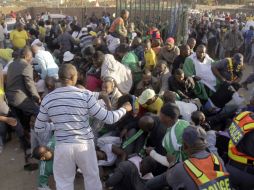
233,53,243,64
63,51,74,62
166,37,175,44
182,126,207,146
138,89,156,105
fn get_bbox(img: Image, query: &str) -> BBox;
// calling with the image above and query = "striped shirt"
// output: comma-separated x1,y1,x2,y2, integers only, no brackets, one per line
35,86,126,144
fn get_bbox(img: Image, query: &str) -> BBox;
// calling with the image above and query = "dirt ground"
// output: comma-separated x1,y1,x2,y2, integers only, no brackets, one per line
0,65,253,190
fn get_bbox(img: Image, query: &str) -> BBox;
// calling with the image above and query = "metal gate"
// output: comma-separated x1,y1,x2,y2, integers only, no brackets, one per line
115,0,192,43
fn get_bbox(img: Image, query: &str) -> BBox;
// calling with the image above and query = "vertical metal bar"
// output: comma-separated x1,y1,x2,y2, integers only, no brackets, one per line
125,0,128,10
134,0,137,21
130,0,133,21
116,0,118,17
143,0,146,23
153,0,156,24
148,0,151,25
120,0,122,12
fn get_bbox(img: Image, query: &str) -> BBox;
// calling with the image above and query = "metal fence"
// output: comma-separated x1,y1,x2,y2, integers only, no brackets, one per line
116,0,192,43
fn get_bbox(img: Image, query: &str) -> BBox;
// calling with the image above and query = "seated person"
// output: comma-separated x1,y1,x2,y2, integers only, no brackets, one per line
32,137,55,190
163,90,198,122
105,156,154,190
101,77,123,110
172,44,191,74
212,53,244,84
168,69,195,100
138,89,164,115
144,39,157,71
135,69,160,97
153,60,171,96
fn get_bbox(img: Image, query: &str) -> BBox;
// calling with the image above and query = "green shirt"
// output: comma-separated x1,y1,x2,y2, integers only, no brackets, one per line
38,137,55,188
122,51,142,83
162,120,189,162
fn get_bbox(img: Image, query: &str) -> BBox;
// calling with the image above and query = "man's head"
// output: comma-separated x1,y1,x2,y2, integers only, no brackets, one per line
232,53,244,72
115,43,129,61
196,45,207,61
21,47,33,64
131,37,142,49
138,89,156,105
92,51,105,68
31,44,40,54
159,103,180,127
155,60,167,75
16,22,24,31
191,111,206,126
58,64,78,86
138,115,155,132
174,69,185,83
102,76,116,95
45,76,56,92
180,44,191,57
162,91,176,104
165,37,175,51
120,10,129,21
144,39,152,51
182,126,207,156
32,146,53,161
142,69,152,86
187,38,196,50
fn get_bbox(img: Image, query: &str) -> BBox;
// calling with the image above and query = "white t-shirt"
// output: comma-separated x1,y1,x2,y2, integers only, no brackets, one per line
176,101,198,122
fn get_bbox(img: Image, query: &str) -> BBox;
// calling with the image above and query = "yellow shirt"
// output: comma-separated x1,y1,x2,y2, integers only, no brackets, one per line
142,97,164,114
0,48,13,62
10,30,29,49
144,49,157,70
39,26,46,37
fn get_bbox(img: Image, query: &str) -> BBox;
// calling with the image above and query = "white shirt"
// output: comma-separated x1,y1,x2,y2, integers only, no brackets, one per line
176,101,198,122
34,50,59,80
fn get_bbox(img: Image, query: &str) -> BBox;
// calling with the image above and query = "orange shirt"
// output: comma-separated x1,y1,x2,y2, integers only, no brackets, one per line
109,17,124,34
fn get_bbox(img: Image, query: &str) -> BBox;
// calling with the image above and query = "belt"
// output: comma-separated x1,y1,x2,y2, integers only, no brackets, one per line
228,159,254,175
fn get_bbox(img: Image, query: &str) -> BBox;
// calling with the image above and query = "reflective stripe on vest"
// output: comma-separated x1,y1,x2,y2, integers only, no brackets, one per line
228,111,254,165
184,154,226,186
228,140,254,165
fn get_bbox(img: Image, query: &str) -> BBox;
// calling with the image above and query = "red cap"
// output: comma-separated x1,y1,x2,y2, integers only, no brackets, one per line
166,37,175,44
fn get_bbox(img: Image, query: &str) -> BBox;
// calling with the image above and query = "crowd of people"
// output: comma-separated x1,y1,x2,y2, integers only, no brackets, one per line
0,8,254,190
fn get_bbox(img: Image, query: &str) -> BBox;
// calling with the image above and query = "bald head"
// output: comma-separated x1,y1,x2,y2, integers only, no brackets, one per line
58,64,78,86
138,115,155,132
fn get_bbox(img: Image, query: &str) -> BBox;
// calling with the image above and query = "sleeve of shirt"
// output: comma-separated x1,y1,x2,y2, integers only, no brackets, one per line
86,93,126,125
22,64,40,100
35,105,56,132
38,161,51,188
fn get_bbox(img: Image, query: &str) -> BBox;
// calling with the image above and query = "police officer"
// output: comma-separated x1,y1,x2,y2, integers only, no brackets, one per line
166,126,231,190
226,111,254,190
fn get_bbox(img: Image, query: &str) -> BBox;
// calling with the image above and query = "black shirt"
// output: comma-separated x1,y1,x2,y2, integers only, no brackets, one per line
172,55,187,74
237,131,254,158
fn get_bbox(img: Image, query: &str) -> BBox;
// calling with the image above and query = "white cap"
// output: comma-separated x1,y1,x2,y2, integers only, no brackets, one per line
63,51,74,62
31,39,43,47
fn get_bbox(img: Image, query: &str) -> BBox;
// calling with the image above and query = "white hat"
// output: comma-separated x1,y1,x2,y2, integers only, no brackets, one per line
138,89,156,105
63,51,74,62
31,39,43,47
81,27,88,34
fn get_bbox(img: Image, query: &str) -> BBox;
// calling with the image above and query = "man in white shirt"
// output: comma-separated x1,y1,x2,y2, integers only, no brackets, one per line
31,45,59,80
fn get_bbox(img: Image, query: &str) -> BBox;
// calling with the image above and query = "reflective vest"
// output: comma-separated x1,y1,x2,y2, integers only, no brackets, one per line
184,154,231,190
228,111,254,165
